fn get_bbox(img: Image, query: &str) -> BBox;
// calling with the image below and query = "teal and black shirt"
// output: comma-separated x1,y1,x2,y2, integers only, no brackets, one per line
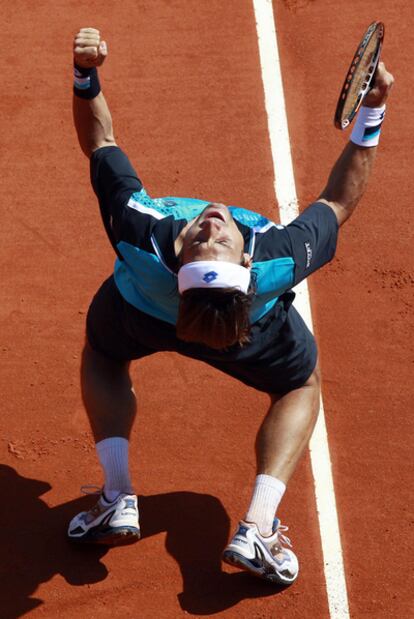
91,146,338,327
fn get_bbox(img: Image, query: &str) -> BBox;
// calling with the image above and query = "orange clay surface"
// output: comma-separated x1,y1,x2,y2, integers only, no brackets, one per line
0,1,413,618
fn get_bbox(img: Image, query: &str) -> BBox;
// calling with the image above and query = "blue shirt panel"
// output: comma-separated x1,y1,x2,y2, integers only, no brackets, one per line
114,243,179,324
129,190,273,229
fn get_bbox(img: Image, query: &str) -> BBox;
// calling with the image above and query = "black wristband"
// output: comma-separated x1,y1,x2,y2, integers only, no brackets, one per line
73,63,101,99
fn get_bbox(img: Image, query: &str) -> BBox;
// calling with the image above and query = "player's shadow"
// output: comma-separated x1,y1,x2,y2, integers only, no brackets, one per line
140,492,284,615
0,464,109,619
0,465,284,618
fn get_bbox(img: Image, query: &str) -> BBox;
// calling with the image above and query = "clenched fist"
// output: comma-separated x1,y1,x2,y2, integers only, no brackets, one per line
74,28,107,68
363,61,394,108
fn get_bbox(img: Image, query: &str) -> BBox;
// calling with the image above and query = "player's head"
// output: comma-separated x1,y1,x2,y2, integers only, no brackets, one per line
177,203,254,350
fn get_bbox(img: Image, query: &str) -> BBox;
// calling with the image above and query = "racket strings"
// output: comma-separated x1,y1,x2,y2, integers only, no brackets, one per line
334,22,384,129
342,35,381,117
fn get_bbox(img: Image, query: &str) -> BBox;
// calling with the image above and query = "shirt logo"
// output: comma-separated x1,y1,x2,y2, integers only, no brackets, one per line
203,271,218,283
305,242,312,268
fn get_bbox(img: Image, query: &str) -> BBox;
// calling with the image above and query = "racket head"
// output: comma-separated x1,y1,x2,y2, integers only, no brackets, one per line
334,21,384,130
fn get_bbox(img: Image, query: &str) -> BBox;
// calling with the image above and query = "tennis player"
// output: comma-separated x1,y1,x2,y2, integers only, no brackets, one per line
67,28,393,585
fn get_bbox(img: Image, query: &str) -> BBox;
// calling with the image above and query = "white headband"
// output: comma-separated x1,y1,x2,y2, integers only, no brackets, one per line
178,261,251,294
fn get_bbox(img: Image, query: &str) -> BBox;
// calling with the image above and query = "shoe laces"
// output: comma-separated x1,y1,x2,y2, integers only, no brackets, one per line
275,523,292,548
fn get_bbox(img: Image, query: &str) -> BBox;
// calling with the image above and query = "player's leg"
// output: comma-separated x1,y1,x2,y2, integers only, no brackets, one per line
81,341,136,443
222,306,320,584
223,372,319,584
256,364,320,484
68,277,142,545
247,365,320,532
68,344,140,545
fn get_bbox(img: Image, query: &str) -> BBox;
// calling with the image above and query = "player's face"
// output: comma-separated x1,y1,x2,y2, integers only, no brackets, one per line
181,203,245,264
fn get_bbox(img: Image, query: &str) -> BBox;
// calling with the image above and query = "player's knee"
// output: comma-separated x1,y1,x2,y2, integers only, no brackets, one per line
304,364,321,391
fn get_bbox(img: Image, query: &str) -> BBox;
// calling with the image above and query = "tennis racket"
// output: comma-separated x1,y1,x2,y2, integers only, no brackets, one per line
334,21,384,130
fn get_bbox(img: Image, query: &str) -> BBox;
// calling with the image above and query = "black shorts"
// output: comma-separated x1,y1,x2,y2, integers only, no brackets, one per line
86,276,318,395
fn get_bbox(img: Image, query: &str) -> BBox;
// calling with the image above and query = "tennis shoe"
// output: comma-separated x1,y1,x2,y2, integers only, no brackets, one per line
222,518,298,585
68,491,140,545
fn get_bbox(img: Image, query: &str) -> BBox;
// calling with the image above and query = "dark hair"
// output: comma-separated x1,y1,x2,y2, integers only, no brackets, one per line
176,286,254,350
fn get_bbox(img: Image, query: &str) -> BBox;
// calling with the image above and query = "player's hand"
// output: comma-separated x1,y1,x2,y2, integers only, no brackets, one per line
73,28,107,68
363,62,394,107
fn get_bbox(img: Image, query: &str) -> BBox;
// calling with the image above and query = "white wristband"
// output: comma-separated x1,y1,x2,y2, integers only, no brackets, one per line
350,105,386,147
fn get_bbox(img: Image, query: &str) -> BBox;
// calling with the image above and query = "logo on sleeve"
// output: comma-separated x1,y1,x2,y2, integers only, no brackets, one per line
203,271,218,283
304,242,312,268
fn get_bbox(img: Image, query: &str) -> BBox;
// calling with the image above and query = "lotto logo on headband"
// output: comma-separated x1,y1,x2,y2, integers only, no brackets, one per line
202,271,218,283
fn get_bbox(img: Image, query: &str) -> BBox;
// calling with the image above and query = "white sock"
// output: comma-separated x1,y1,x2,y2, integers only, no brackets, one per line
245,474,286,537
96,437,134,502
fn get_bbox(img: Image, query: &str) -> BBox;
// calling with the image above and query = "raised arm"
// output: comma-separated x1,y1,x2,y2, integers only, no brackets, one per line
72,28,116,158
318,62,394,227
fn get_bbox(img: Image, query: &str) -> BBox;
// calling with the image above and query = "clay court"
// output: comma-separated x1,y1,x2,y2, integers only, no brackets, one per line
1,1,413,617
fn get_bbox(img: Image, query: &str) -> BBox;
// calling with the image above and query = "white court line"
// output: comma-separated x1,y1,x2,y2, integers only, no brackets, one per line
252,1,350,617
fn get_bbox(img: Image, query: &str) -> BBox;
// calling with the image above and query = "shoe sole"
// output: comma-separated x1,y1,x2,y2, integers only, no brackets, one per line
69,526,141,546
222,549,296,586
